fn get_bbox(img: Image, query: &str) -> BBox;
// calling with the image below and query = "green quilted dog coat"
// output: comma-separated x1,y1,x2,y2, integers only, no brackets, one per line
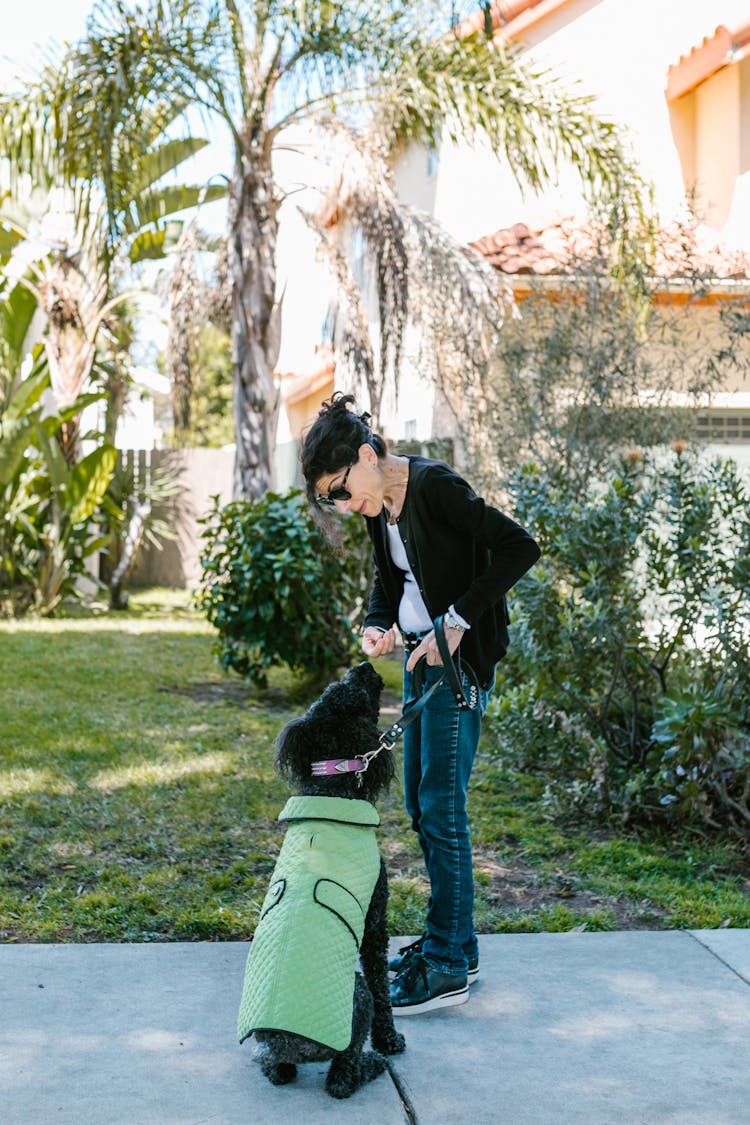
237,795,381,1052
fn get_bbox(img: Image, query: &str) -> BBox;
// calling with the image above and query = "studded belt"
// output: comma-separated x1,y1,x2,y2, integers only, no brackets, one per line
401,630,429,654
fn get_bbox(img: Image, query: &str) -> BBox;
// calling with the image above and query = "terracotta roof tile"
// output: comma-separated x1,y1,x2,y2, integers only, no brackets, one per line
469,219,750,282
667,21,750,100
469,222,560,273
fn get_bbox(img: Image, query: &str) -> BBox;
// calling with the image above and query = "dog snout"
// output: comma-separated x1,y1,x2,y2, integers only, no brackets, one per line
343,661,384,707
354,660,384,688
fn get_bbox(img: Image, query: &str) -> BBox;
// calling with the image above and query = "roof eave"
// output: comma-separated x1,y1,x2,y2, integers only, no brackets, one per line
451,0,579,44
666,21,750,101
505,274,750,301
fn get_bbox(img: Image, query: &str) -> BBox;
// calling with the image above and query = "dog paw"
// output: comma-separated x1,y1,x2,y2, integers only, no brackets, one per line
325,1051,387,1098
325,1069,358,1099
361,1050,388,1081
262,1061,297,1086
373,1028,406,1055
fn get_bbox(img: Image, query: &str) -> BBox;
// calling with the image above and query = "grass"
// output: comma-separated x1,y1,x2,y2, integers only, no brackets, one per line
1,588,748,943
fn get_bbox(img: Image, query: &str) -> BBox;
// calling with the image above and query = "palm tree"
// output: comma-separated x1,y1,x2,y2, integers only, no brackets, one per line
7,0,647,496
1,79,225,462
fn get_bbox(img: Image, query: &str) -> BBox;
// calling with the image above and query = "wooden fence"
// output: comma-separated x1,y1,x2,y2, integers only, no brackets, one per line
125,447,235,589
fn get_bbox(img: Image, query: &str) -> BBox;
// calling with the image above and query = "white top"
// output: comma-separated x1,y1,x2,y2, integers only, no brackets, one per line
385,521,433,633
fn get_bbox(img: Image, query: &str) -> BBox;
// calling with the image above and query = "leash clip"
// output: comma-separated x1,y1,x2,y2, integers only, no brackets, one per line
355,749,380,786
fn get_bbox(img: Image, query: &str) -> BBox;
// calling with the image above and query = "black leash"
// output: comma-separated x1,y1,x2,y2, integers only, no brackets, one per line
386,613,480,746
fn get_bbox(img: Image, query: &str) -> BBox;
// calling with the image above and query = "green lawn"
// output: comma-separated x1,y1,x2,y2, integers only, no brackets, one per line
1,589,747,942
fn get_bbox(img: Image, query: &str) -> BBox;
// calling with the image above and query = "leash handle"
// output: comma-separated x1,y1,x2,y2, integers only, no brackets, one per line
432,614,481,711
411,616,480,712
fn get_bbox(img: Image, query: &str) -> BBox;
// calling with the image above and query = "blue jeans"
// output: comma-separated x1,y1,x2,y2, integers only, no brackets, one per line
402,659,493,977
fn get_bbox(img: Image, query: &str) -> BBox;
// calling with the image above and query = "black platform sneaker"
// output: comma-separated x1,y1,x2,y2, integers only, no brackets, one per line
390,953,469,1015
389,935,479,984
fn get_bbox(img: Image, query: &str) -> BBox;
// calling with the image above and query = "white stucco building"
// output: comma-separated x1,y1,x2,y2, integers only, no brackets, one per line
276,0,750,466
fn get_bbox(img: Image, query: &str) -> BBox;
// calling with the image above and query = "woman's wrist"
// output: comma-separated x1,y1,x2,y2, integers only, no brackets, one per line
444,605,470,632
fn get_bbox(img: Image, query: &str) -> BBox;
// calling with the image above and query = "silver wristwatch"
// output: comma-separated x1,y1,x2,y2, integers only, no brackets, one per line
443,609,468,632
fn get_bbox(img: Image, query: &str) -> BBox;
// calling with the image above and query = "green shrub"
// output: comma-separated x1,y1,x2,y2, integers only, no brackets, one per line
651,681,750,833
489,447,750,836
0,356,117,616
487,685,610,815
197,489,373,686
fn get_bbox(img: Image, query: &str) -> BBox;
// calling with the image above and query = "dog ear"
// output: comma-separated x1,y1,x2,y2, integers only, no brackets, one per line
274,716,310,784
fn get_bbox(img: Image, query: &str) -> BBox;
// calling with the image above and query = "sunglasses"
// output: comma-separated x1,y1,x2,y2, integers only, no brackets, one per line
316,461,355,507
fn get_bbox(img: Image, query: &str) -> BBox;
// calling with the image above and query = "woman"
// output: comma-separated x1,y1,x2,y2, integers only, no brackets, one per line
301,393,540,1015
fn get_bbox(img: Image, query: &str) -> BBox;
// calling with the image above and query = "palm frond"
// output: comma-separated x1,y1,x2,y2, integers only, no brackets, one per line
0,82,60,193
267,1,423,133
0,280,39,364
0,223,24,262
122,184,228,235
376,31,649,240
44,2,226,244
131,137,210,195
128,223,184,263
306,118,512,449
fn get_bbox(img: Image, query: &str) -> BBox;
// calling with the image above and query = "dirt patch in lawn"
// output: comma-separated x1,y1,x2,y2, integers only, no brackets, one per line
164,681,298,710
473,851,670,929
383,840,670,931
164,681,256,705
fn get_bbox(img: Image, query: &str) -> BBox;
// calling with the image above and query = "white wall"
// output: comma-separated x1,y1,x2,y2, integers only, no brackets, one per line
272,128,337,376
695,66,741,228
396,0,750,240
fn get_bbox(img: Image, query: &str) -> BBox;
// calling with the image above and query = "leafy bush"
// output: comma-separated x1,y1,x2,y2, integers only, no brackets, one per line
489,447,750,836
491,684,610,815
651,682,749,832
0,356,117,616
197,489,373,686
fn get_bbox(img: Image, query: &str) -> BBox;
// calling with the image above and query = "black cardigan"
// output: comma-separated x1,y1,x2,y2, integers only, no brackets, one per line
363,457,540,688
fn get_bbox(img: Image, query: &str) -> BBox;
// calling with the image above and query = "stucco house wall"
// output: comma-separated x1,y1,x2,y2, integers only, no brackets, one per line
397,0,750,238
386,0,750,458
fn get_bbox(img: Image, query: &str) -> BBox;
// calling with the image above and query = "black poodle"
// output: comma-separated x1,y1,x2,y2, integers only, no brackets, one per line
237,661,406,1099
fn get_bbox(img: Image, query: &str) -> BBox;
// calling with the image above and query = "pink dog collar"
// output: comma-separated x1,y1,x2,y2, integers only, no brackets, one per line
311,757,365,777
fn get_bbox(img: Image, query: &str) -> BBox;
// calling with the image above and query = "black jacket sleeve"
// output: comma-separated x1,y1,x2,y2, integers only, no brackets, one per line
421,468,540,625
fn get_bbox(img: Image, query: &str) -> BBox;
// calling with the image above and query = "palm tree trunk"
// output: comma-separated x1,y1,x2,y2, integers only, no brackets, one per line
229,137,281,500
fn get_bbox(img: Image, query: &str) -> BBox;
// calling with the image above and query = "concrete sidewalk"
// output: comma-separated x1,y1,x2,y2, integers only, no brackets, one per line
2,931,749,1124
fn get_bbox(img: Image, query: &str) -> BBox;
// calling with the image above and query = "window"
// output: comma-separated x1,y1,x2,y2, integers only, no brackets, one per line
696,411,750,444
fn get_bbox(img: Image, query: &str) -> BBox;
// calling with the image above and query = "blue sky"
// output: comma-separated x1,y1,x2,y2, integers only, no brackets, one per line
0,0,96,87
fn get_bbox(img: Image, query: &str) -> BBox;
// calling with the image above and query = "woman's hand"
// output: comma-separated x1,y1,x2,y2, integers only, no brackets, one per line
405,623,463,673
361,626,397,658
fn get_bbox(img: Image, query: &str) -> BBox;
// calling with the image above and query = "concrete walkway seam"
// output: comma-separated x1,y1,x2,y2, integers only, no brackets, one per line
688,930,750,988
385,1059,419,1125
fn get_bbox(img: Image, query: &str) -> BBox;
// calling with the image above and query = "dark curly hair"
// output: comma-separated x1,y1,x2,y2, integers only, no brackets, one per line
300,393,387,514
